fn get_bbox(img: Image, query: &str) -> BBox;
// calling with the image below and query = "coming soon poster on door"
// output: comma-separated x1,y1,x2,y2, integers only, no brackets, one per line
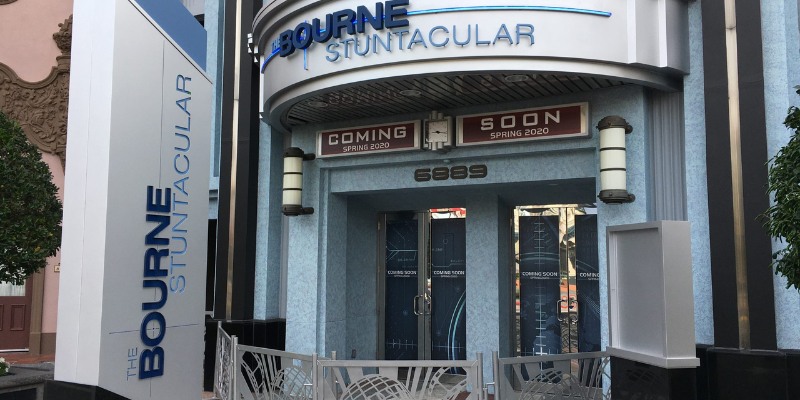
575,214,600,353
519,216,561,356
430,219,467,362
385,220,419,360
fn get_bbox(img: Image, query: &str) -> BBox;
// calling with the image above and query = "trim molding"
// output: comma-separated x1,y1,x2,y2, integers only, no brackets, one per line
0,15,71,167
701,0,776,350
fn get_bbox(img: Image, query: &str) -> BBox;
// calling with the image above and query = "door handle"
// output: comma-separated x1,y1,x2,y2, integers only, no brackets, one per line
424,292,432,315
568,297,578,325
557,299,566,322
413,294,432,316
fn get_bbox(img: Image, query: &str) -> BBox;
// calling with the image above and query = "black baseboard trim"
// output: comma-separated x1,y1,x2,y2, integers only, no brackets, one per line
786,350,800,399
704,347,790,400
0,388,36,400
44,381,127,400
610,356,697,400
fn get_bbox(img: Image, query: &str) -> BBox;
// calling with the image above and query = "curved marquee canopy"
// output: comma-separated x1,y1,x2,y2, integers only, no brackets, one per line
252,0,688,130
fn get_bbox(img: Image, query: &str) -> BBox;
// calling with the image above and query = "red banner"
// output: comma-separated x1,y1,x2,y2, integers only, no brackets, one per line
457,103,588,146
317,121,420,157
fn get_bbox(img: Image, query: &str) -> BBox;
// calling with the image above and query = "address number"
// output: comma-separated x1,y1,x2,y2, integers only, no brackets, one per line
414,165,488,182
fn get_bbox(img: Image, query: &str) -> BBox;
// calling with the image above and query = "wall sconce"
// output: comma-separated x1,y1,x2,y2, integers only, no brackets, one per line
597,116,635,204
282,147,315,216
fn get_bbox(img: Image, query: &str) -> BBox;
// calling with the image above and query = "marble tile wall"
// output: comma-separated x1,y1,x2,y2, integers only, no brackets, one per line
762,0,800,350
345,199,379,360
683,0,715,346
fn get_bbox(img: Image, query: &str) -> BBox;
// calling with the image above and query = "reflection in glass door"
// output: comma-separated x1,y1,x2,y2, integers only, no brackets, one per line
380,209,467,361
515,205,600,356
429,213,466,362
383,214,423,360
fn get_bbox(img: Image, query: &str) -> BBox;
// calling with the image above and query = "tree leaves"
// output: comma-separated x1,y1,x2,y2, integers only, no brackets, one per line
765,86,800,291
0,111,62,284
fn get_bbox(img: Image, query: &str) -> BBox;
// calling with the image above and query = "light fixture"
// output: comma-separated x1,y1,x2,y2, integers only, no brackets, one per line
307,100,329,108
399,89,422,97
504,74,530,83
597,115,635,204
282,147,316,216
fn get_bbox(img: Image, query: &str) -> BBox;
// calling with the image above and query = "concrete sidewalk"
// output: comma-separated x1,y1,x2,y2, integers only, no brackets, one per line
0,361,53,400
1,352,217,399
1,351,55,365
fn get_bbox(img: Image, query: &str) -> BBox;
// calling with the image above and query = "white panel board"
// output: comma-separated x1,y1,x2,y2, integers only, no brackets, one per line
606,221,700,369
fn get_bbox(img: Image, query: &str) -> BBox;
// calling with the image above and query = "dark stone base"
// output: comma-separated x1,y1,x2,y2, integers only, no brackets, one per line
705,348,788,400
203,318,286,391
0,388,36,400
43,381,127,400
610,357,697,400
0,364,54,400
695,344,711,400
787,350,800,400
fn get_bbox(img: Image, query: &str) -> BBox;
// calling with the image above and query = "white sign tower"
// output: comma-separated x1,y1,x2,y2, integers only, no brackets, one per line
54,0,211,398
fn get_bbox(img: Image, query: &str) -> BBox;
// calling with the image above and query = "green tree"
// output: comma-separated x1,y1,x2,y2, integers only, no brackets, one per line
765,86,800,291
0,111,62,284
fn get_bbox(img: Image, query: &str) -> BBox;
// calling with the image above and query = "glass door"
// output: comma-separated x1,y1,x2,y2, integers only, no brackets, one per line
429,210,467,362
381,212,428,360
379,209,467,361
515,205,600,356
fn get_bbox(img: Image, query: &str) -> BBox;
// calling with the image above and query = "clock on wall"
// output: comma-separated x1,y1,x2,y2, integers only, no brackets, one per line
426,118,450,143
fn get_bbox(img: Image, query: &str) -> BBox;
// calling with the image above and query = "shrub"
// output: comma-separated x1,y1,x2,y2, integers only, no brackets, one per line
0,111,62,284
764,86,800,290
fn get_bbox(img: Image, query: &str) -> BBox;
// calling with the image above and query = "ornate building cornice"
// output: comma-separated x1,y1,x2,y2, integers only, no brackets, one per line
0,15,71,167
53,15,72,56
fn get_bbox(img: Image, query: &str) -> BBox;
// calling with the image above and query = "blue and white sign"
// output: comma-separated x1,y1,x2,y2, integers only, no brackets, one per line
56,0,211,398
253,0,688,122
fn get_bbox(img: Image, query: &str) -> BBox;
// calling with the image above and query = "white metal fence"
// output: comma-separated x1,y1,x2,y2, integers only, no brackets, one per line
491,351,611,400
214,324,611,400
315,357,484,400
214,322,235,400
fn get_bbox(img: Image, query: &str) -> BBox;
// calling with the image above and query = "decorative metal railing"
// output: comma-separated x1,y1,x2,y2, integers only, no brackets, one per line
236,344,318,400
314,356,484,400
491,351,611,400
214,326,612,400
214,322,236,400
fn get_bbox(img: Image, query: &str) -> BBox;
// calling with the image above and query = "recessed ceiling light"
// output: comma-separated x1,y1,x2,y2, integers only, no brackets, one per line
504,74,530,83
307,100,329,108
400,89,422,97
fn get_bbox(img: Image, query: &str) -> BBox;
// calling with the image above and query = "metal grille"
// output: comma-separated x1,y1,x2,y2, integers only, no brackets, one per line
317,358,484,400
493,351,611,400
285,73,627,126
237,344,317,400
214,322,235,400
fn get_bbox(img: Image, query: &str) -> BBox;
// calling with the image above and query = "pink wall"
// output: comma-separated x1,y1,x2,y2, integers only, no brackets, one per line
0,0,74,82
42,153,64,334
0,0,73,338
